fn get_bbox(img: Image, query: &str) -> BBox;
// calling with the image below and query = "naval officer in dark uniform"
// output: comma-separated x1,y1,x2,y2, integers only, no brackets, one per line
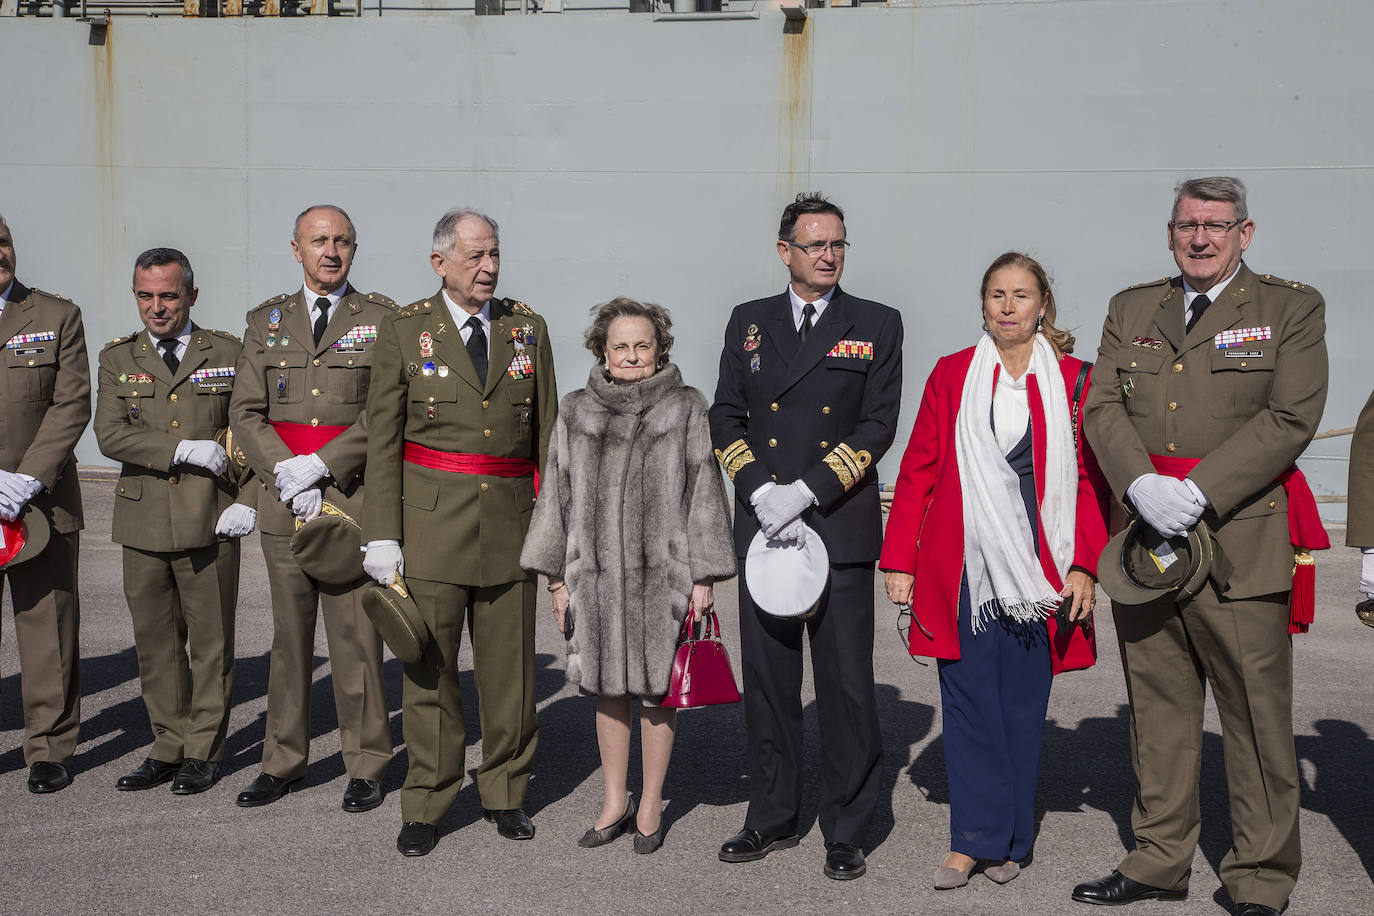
1075,178,1328,916
709,193,903,881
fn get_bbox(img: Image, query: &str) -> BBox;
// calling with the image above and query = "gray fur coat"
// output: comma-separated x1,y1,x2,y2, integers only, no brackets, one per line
520,364,737,697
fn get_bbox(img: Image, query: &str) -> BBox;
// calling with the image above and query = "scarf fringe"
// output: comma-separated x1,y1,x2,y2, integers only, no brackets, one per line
971,595,1063,634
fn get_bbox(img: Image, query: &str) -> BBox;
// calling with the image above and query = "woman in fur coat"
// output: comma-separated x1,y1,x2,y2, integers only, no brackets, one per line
520,297,736,855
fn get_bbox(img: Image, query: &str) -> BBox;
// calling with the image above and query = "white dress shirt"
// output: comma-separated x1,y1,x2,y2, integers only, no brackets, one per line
156,324,193,363
993,362,1031,456
787,284,836,330
1183,261,1242,327
444,290,492,357
305,282,348,331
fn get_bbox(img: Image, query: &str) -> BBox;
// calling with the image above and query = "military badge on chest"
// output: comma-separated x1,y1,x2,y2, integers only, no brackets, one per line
745,323,762,373
266,308,282,347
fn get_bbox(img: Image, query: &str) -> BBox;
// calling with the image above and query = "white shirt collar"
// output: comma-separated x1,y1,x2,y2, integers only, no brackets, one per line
1183,261,1242,308
787,285,835,330
155,322,194,361
303,282,349,316
442,290,492,329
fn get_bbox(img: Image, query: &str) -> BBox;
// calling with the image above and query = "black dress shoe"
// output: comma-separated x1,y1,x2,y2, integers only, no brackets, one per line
116,758,180,791
27,761,70,794
1071,870,1186,905
824,842,867,881
718,827,801,863
1235,905,1281,916
483,807,535,840
578,796,636,848
235,772,302,808
397,821,438,857
171,759,219,795
341,778,384,813
633,815,667,855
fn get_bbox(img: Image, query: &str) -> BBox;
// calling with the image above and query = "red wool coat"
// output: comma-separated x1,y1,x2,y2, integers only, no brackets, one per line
878,347,1110,674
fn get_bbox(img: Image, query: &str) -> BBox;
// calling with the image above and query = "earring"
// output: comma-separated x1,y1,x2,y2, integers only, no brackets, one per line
1035,315,1044,331
982,322,989,332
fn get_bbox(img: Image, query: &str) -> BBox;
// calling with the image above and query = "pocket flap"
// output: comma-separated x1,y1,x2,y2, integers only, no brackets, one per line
1120,351,1167,374
116,477,144,500
268,351,310,370
409,378,460,404
403,477,440,511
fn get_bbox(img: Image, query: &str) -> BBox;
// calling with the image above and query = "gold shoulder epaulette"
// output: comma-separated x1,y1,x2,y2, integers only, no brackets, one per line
32,288,73,302
255,292,291,311
1259,273,1307,291
207,328,242,343
102,333,138,351
365,291,398,309
508,299,536,316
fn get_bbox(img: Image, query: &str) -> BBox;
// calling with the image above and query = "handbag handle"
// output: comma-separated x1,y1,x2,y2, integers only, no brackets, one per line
679,606,722,642
1071,361,1092,449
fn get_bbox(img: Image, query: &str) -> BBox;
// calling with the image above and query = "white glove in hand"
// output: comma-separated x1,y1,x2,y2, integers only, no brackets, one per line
1128,473,1205,538
214,504,258,538
274,453,329,501
174,440,229,475
769,517,807,547
0,470,43,510
753,481,813,539
0,495,21,522
291,488,322,521
1360,549,1374,598
363,542,404,586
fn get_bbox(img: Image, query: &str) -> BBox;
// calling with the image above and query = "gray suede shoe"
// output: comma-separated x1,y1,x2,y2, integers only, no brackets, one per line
983,860,1021,884
933,859,981,890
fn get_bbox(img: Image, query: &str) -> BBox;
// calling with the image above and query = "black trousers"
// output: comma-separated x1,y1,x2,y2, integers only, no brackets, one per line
736,560,883,846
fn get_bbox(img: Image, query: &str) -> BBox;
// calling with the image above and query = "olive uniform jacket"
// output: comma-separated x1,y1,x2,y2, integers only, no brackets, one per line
363,294,557,587
95,326,256,551
229,286,396,536
1083,263,1328,599
0,282,92,534
708,287,904,563
1347,388,1374,548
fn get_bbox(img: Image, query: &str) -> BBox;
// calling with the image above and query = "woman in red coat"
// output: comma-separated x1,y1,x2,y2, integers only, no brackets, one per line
880,252,1109,889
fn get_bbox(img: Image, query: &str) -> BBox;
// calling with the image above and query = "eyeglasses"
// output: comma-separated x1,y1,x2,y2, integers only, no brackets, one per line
787,240,851,259
1170,219,1243,239
895,605,930,667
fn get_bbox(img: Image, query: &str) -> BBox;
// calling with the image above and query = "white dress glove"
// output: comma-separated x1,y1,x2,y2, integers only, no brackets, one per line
274,453,329,502
752,481,814,539
173,440,229,475
0,471,42,520
291,488,322,521
363,541,404,586
769,517,807,547
215,504,258,538
1127,473,1205,538
1360,548,1374,599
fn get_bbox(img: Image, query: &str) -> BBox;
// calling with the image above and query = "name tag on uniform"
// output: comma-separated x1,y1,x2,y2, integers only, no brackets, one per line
6,331,57,348
1223,350,1263,358
1215,326,1272,349
826,339,874,360
10,347,44,356
507,352,535,380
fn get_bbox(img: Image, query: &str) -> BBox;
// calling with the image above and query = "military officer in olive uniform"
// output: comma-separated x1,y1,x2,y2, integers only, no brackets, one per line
95,248,258,795
228,205,396,813
1075,178,1328,916
363,208,556,857
0,213,92,794
1349,389,1374,616
709,193,903,881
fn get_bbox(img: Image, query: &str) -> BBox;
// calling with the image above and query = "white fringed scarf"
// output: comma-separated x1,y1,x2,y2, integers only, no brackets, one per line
955,334,1077,632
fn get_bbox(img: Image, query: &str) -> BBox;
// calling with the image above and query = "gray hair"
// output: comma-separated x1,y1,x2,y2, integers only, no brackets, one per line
133,247,195,292
293,204,356,242
432,208,500,255
1172,176,1248,222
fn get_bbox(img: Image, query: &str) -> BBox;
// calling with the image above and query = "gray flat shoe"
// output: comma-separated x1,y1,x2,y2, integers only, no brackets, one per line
984,860,1022,884
934,859,981,890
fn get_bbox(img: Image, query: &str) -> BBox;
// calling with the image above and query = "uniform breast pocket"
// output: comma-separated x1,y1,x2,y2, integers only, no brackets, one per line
325,350,373,405
265,352,309,405
194,385,232,428
507,381,536,445
5,347,57,402
1116,351,1167,417
409,377,460,424
1209,348,1276,418
824,355,871,375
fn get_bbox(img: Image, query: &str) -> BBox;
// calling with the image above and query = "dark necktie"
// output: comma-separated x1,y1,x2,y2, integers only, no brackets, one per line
465,315,488,386
313,297,330,346
799,302,816,343
159,338,180,374
1185,293,1211,333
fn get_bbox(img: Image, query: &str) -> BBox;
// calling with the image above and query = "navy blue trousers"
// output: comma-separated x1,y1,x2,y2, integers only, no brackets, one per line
935,419,1051,862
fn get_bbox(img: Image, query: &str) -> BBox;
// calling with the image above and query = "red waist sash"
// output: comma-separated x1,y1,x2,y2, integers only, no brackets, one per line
403,441,540,495
1149,453,1329,634
270,420,349,455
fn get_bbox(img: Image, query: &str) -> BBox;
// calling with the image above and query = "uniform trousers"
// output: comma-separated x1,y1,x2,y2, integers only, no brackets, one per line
938,577,1051,862
1,530,81,765
258,532,391,781
400,576,538,825
737,561,883,846
1113,587,1299,910
122,540,239,763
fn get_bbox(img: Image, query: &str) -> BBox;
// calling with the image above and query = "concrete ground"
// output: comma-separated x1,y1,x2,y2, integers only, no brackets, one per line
3,470,1371,915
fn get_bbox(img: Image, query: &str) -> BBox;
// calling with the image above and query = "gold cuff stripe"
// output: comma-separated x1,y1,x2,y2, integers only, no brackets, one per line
823,443,873,492
714,439,757,482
